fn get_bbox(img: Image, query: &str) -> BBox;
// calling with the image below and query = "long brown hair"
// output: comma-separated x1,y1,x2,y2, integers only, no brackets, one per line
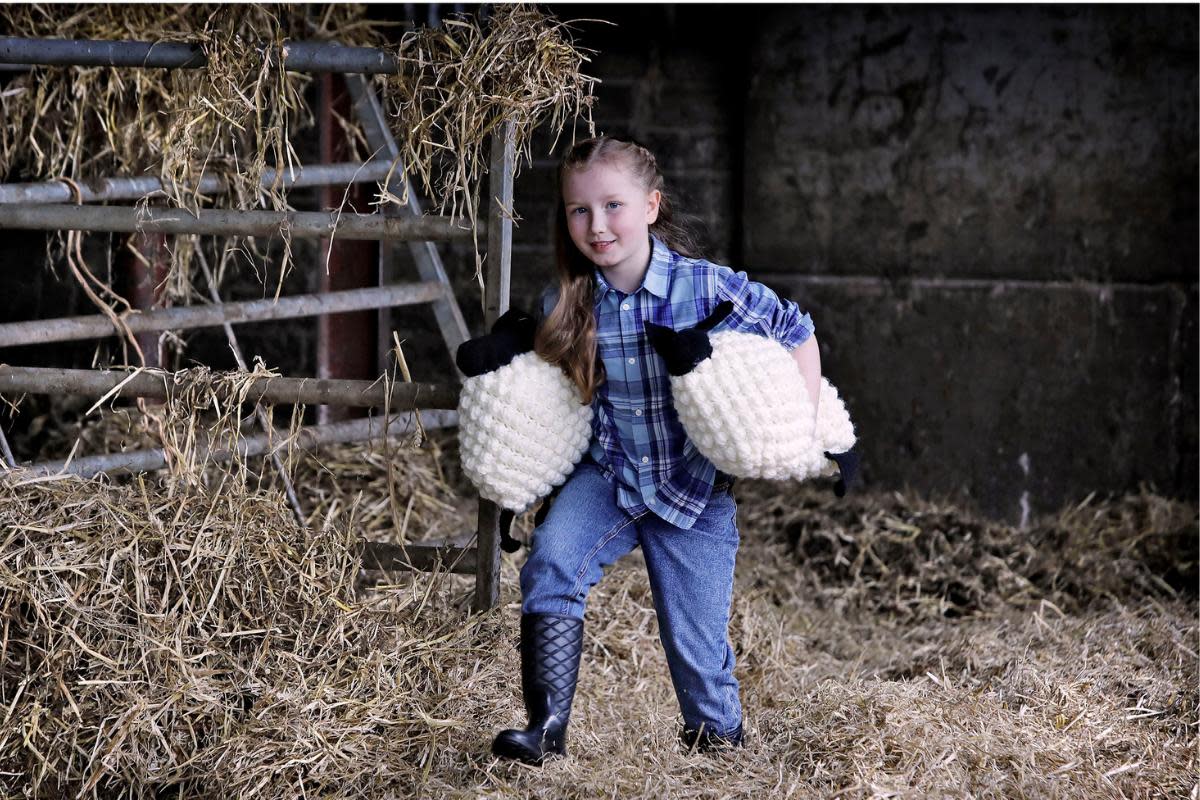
534,136,703,404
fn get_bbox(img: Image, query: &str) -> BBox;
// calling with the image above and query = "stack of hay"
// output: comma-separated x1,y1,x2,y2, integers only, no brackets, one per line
0,467,500,798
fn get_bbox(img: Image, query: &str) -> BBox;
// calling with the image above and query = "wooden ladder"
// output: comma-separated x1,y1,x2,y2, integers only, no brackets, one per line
0,73,517,614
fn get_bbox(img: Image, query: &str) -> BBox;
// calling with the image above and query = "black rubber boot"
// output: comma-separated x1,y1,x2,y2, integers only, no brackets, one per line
681,721,745,754
492,613,584,765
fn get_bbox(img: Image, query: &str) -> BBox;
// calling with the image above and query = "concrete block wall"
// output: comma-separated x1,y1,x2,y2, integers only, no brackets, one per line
739,5,1197,523
495,3,1196,524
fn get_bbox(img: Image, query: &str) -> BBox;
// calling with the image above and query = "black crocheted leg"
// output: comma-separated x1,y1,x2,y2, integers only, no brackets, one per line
533,483,564,530
825,447,862,497
499,508,521,553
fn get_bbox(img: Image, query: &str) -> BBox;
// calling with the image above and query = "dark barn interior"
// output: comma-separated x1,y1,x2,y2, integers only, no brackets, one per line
0,5,1195,798
3,4,1193,524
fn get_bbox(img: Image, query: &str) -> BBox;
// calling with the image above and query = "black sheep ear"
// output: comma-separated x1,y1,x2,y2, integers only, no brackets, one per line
643,320,678,358
454,337,488,377
455,307,538,377
492,307,535,333
645,319,713,377
697,300,735,332
492,307,537,353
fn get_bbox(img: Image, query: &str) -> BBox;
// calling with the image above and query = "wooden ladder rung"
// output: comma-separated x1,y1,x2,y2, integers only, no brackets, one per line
358,540,477,574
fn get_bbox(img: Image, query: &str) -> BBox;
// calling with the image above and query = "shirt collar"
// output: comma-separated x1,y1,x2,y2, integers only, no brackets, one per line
593,233,672,303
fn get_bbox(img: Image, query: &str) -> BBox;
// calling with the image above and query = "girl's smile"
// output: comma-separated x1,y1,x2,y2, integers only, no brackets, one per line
562,162,661,293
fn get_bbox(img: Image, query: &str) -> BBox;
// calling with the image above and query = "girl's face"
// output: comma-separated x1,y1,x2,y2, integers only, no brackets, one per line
562,161,661,278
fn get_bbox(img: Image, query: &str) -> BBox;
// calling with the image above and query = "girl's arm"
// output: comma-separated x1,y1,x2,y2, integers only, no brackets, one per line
790,334,821,419
711,265,820,416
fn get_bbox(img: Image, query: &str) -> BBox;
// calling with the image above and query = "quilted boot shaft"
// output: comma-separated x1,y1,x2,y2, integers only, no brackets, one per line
492,613,584,765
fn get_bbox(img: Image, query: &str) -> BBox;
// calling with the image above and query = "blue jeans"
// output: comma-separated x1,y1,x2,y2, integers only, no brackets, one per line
519,459,742,738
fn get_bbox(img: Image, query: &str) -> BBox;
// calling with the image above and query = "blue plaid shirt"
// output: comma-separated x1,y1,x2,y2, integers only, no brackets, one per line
539,233,815,529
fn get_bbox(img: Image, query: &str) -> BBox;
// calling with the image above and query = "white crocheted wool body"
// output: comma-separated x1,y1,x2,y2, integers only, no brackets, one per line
458,351,592,512
813,378,857,478
671,330,856,481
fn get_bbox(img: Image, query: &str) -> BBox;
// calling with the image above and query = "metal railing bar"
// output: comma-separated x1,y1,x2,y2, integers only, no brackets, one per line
412,531,477,550
0,37,402,74
358,540,477,575
0,425,14,469
0,366,460,411
0,160,396,205
14,410,458,479
0,281,447,349
472,118,517,614
0,204,472,242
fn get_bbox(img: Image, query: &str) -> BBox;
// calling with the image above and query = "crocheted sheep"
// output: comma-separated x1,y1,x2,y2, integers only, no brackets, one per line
644,301,861,495
456,308,592,550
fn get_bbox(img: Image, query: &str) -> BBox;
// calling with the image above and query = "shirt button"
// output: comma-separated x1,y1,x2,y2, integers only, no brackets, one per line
641,456,649,464
627,357,636,365
621,303,630,311
634,408,643,416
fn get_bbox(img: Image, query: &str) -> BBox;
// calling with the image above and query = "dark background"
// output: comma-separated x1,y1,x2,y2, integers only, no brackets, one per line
1,4,1196,527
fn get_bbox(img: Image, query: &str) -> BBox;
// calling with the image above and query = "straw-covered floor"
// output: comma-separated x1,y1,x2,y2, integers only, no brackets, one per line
1,422,1195,799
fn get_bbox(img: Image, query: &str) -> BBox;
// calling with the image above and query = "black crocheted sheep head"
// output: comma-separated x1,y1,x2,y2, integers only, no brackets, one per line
455,307,538,378
643,300,735,377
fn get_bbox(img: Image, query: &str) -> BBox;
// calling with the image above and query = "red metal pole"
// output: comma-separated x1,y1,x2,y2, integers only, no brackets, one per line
118,231,170,367
317,73,377,424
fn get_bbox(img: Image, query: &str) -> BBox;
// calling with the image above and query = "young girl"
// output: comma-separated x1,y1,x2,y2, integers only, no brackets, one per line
491,136,822,765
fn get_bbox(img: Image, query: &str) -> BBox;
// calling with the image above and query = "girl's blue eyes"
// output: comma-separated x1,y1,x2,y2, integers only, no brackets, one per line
570,202,621,214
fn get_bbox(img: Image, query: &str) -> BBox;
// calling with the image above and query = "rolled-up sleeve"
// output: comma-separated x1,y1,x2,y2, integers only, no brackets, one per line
715,266,815,349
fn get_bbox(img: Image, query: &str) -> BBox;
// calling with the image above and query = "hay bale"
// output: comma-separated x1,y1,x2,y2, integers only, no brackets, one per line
0,468,495,798
0,5,358,224
0,4,596,308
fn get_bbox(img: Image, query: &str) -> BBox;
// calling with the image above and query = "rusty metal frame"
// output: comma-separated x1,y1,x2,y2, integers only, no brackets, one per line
18,411,457,479
0,366,459,411
0,42,517,610
344,74,471,368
